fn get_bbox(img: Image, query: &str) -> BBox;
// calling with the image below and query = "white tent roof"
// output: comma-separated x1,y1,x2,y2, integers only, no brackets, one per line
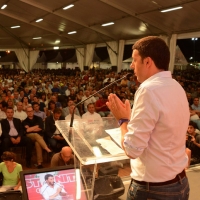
0,0,200,50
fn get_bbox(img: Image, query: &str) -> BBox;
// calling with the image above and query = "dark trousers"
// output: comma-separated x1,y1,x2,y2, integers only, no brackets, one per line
3,136,33,162
48,138,68,153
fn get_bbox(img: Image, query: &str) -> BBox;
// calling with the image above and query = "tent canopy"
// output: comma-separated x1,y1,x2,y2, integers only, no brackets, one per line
0,0,200,50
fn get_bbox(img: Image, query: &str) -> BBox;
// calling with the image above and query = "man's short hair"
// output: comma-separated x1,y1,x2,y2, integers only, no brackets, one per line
33,102,39,107
6,107,14,111
44,174,53,181
1,101,8,108
87,103,95,108
53,108,62,114
26,105,33,111
132,36,170,71
189,121,197,129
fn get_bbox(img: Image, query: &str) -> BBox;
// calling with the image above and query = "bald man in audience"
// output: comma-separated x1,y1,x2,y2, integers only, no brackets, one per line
50,146,75,167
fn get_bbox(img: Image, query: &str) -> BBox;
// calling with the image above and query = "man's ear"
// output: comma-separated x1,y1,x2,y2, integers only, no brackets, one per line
145,57,152,68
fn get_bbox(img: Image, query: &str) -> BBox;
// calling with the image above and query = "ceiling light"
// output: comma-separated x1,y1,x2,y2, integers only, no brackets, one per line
192,38,198,40
11,26,20,29
35,18,43,23
55,40,60,44
54,46,59,50
161,6,182,13
33,37,42,39
190,57,193,60
63,4,74,10
101,22,114,26
1,4,7,9
68,31,77,34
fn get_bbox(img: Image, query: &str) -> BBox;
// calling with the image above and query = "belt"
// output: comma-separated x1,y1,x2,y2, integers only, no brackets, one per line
132,170,186,186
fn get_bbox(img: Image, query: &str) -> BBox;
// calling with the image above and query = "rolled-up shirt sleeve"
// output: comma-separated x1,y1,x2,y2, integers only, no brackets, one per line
123,87,159,158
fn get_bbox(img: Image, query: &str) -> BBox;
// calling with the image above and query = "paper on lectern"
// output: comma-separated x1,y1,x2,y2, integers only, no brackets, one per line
105,128,122,148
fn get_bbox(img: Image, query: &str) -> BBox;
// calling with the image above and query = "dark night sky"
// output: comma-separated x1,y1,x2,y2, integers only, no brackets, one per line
177,38,200,62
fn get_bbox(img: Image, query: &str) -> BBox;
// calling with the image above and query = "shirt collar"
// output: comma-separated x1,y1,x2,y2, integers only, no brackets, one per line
141,71,172,86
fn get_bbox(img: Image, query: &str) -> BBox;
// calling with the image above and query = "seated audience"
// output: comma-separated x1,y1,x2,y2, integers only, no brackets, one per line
65,105,81,120
51,146,74,167
21,96,31,111
186,121,200,165
95,95,110,117
32,96,46,112
45,108,68,153
46,100,56,117
82,103,103,126
81,90,96,112
23,106,52,168
0,101,7,120
82,103,104,141
13,102,27,121
13,91,20,105
7,99,16,111
0,107,32,168
62,100,80,118
33,102,46,121
51,95,62,109
191,97,200,117
0,151,22,191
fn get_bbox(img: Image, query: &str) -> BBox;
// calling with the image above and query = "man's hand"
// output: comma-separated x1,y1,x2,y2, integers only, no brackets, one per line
54,135,63,140
106,93,131,120
56,187,62,194
191,136,196,142
10,137,17,144
15,136,21,144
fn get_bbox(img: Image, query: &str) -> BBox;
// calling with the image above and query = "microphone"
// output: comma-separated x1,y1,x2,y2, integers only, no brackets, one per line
54,182,64,188
69,73,132,128
41,185,49,194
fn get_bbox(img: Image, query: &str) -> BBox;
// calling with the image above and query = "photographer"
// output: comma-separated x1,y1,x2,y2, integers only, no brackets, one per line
186,121,200,165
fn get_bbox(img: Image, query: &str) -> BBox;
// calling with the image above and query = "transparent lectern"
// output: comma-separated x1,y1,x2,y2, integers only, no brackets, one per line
55,117,128,200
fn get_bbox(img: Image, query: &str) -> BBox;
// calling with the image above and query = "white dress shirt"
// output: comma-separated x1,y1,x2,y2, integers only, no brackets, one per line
124,71,189,182
82,112,103,127
8,120,18,136
0,110,6,120
14,110,27,121
40,183,67,200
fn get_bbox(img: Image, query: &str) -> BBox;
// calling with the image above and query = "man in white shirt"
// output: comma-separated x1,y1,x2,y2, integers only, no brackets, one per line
81,90,96,112
106,36,190,200
40,174,67,200
14,102,27,121
82,103,103,142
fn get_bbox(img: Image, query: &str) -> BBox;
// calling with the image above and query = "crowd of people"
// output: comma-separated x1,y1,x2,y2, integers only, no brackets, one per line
0,64,199,193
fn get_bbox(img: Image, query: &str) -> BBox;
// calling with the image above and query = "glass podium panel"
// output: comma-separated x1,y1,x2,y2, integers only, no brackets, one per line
55,117,128,165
